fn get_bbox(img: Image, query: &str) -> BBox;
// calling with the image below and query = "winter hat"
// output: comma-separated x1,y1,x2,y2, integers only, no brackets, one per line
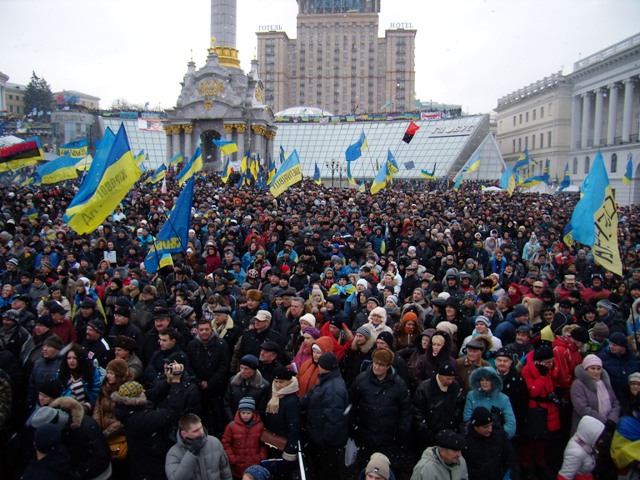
475,315,491,327
570,327,590,344
533,345,554,361
106,359,130,380
435,429,465,450
246,289,263,302
590,322,609,339
386,295,398,306
240,354,260,370
369,306,387,322
401,311,418,324
582,354,602,370
318,352,339,371
176,305,195,319
244,465,272,480
365,452,391,480
39,379,64,399
43,335,64,351
470,406,493,426
87,319,106,335
436,321,458,337
29,406,69,428
628,372,640,384
238,397,256,412
299,313,316,328
116,381,144,398
355,325,372,341
35,315,54,328
596,299,615,311
437,362,457,377
356,278,368,289
377,331,395,349
609,332,629,349
34,424,62,454
551,312,570,335
302,327,321,339
272,366,294,381
513,304,529,318
372,347,394,367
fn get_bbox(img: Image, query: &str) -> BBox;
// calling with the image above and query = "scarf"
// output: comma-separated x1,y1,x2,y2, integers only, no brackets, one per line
595,379,612,419
266,377,299,414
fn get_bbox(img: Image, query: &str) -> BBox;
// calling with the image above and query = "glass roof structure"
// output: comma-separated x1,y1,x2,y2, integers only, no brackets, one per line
99,117,167,171
273,114,505,181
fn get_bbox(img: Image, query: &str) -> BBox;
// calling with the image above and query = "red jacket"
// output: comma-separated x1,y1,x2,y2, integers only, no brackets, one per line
222,410,267,478
521,351,561,432
552,335,582,392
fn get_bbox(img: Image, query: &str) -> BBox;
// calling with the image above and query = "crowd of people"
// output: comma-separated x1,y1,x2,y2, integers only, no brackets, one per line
0,173,639,480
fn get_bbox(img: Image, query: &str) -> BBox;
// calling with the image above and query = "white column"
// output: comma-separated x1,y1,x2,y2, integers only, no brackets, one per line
172,127,181,157
593,88,605,147
184,125,193,160
165,129,172,162
622,78,637,143
571,95,582,149
581,93,593,149
607,83,620,146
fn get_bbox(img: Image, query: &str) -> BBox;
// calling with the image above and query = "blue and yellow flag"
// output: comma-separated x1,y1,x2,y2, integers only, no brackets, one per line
66,124,142,234
279,145,286,166
386,150,399,182
144,177,195,273
177,148,203,186
37,155,78,184
270,149,303,198
267,154,277,185
464,153,481,174
370,162,388,195
212,138,238,156
135,150,146,163
169,152,183,166
345,131,368,162
513,149,529,182
346,161,358,186
623,153,633,185
145,164,167,184
59,138,88,158
559,163,571,192
221,158,232,184
313,162,322,185
358,179,366,192
569,151,622,276
421,163,436,180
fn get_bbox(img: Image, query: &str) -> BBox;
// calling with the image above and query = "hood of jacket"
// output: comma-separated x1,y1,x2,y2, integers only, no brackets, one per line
314,335,334,354
351,324,377,353
230,368,266,388
574,415,605,448
574,363,613,391
50,396,85,429
469,366,503,395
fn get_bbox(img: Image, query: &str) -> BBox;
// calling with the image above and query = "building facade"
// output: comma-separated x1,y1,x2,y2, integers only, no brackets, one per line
4,82,26,117
256,0,416,115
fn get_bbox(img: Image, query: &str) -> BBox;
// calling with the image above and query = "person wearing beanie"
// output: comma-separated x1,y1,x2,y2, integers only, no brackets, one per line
350,345,411,476
366,306,392,339
597,330,640,397
586,321,609,354
108,306,142,347
296,336,334,398
243,465,272,480
596,298,625,335
463,406,514,480
552,324,589,396
459,316,503,358
284,312,317,362
0,308,30,359
393,310,424,352
27,334,64,412
299,351,349,478
223,354,271,424
291,324,321,372
21,424,71,480
38,379,64,406
222,396,268,479
342,324,377,387
411,429,467,480
359,452,395,480
494,303,530,346
165,412,232,480
20,314,58,373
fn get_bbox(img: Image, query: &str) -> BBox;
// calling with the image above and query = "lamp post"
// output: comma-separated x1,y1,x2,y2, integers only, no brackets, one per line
325,158,341,187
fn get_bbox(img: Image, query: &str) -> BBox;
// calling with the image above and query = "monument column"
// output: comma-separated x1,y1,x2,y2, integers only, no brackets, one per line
236,123,247,159
571,95,582,149
171,125,182,157
593,88,605,147
183,124,193,159
164,126,173,162
622,77,637,143
580,93,593,149
607,83,620,146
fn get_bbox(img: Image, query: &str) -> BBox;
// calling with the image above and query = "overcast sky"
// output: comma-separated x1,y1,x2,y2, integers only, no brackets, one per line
2,0,639,114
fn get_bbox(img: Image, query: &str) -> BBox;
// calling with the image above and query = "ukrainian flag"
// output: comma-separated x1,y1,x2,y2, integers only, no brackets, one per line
212,138,238,156
169,152,183,166
370,162,388,194
464,153,481,174
267,154,277,185
135,150,146,163
345,131,368,162
421,163,436,180
37,155,78,184
59,138,88,158
313,162,322,185
346,161,358,186
221,158,232,184
144,164,167,184
386,150,399,181
66,124,142,234
623,154,633,184
559,163,571,191
177,148,203,186
269,149,302,198
358,179,366,192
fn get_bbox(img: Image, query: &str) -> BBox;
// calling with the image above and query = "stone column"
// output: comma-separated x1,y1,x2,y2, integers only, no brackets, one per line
224,124,235,163
171,125,181,157
164,126,173,162
593,88,605,147
252,125,266,158
607,83,620,146
622,77,637,143
571,95,582,149
236,123,247,160
183,124,193,160
581,92,593,149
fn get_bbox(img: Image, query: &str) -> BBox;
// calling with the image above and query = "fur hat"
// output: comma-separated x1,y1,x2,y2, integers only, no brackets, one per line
246,289,263,302
106,359,131,381
299,313,316,328
372,347,394,367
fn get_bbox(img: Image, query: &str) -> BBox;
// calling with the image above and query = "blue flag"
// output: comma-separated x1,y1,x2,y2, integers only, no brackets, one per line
345,131,367,162
143,177,195,273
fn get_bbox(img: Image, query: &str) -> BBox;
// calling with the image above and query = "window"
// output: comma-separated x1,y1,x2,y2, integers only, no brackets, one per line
526,112,529,122
512,139,516,153
540,133,544,148
518,138,522,151
533,109,536,121
525,136,528,149
547,131,552,147
513,116,516,126
519,114,522,125
573,157,578,174
610,153,617,173
540,106,545,118
585,156,591,174
532,135,536,150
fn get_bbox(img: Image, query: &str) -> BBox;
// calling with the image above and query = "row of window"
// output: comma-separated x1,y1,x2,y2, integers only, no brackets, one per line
572,153,621,175
512,132,553,152
513,106,545,126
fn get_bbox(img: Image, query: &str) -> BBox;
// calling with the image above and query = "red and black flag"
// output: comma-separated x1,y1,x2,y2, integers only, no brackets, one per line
402,121,420,144
0,138,44,171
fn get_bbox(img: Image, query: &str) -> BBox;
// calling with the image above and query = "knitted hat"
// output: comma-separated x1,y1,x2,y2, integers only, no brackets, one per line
609,332,629,349
176,305,195,319
302,326,321,339
436,321,458,336
435,429,465,450
493,348,515,362
35,315,54,328
238,397,256,412
272,366,294,381
475,315,491,327
355,325,372,340
401,311,418,324
386,295,398,306
470,406,493,426
533,345,554,361
34,424,62,454
87,319,106,335
240,354,259,370
582,354,602,370
116,381,144,398
513,304,529,318
243,465,271,480
596,299,614,311
365,452,391,480
30,406,69,428
48,303,67,315
570,327,590,344
372,348,394,367
39,379,64,399
318,352,339,371
628,372,640,384
299,313,316,328
377,331,395,349
590,322,609,339
43,335,64,351
437,362,457,377
106,359,130,380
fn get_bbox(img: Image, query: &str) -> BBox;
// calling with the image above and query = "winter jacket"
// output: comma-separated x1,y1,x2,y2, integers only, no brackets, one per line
552,335,583,392
463,367,516,438
263,391,301,459
49,396,111,480
223,369,271,422
301,368,350,448
296,336,334,398
570,364,620,434
0,323,30,359
463,424,514,480
341,325,376,387
521,350,561,432
349,366,411,447
92,383,125,437
410,446,468,480
221,411,267,478
19,445,71,480
186,335,231,393
412,376,465,448
27,354,63,409
59,365,103,407
597,346,640,396
165,433,232,480
558,415,605,480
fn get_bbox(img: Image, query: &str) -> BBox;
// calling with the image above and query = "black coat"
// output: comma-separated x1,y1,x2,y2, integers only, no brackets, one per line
186,335,230,393
223,370,271,422
301,368,349,448
412,376,465,448
463,426,514,480
263,392,301,457
349,367,411,447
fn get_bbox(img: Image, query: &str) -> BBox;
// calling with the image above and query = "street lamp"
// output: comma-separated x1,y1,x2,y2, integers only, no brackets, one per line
325,158,341,187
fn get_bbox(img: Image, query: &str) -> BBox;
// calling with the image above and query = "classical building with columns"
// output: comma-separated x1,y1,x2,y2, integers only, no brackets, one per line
165,0,275,171
496,33,640,205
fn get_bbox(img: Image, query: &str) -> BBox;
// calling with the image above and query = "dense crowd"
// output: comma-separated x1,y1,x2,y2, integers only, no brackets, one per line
0,173,639,480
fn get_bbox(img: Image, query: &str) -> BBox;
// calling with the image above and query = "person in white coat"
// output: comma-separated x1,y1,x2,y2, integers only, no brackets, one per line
558,415,605,480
